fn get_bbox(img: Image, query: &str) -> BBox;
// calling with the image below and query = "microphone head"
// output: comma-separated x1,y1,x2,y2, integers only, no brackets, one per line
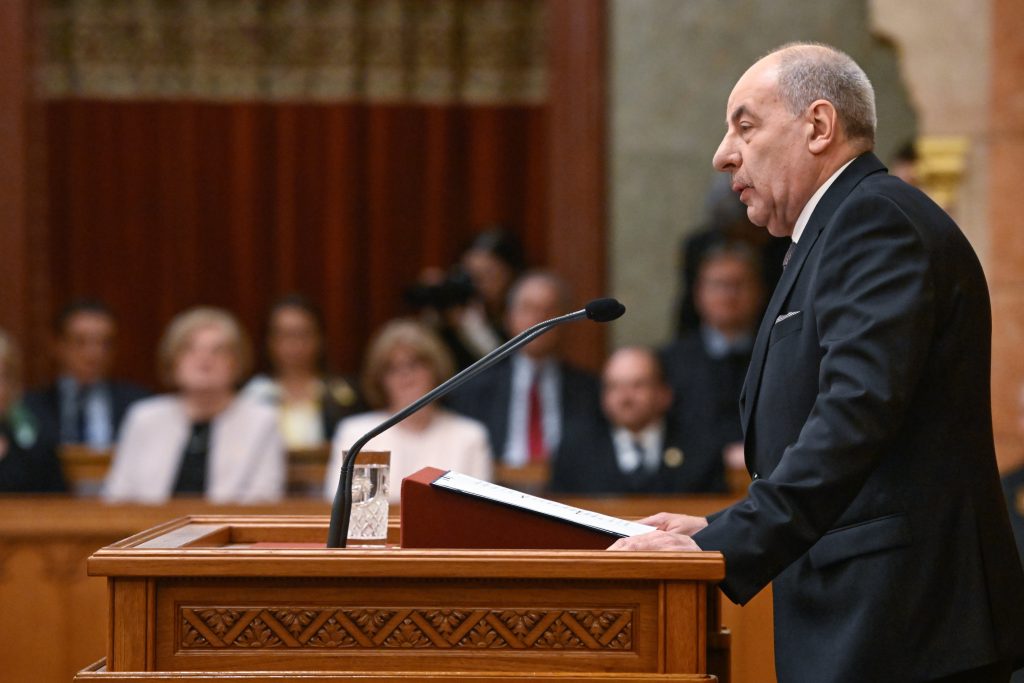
585,298,626,323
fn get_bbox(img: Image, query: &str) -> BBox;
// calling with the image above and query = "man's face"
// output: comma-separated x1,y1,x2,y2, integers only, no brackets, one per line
695,255,764,336
57,312,116,385
506,278,563,359
601,350,672,434
712,57,819,237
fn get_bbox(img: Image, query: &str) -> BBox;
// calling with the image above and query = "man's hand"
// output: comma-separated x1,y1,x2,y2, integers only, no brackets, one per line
637,512,708,536
606,513,708,551
607,530,701,551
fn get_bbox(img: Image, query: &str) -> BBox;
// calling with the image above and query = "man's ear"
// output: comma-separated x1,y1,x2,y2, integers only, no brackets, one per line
806,99,838,154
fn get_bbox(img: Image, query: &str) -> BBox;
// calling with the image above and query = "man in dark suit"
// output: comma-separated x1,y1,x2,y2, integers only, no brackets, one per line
24,300,148,450
447,271,602,472
551,346,718,495
663,242,765,490
611,43,1024,682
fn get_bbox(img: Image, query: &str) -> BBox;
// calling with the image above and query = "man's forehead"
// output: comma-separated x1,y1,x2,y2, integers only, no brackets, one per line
725,59,780,121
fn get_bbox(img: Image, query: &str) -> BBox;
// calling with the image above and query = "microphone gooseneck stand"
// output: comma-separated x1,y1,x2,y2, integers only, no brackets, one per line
326,298,625,548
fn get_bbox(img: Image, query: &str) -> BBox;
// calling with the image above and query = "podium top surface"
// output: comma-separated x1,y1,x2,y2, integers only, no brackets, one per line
87,515,724,582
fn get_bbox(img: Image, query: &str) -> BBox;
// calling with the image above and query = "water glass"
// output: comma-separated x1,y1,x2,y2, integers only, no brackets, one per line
346,450,390,546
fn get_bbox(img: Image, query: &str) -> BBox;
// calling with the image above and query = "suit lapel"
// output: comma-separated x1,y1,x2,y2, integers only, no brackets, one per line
739,153,888,435
493,360,513,456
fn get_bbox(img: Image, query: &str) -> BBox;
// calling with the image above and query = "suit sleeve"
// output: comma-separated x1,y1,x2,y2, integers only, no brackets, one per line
693,192,936,604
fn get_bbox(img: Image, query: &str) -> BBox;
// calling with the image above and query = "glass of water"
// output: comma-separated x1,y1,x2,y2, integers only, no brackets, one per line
346,450,390,546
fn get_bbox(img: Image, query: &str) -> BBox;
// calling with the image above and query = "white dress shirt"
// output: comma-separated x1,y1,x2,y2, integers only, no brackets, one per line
792,158,855,243
503,355,562,466
613,421,665,474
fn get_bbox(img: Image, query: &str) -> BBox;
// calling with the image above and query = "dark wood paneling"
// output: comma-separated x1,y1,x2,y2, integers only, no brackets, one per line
547,0,607,372
0,0,52,384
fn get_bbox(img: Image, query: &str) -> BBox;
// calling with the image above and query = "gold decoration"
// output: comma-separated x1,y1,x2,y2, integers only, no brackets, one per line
663,448,684,469
37,0,547,104
328,379,359,408
915,136,970,213
181,606,633,651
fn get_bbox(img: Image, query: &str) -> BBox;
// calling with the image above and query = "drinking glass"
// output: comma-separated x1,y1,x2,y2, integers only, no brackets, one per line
346,450,390,546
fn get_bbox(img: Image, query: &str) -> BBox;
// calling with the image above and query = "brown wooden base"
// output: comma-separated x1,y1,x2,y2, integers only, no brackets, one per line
76,658,718,681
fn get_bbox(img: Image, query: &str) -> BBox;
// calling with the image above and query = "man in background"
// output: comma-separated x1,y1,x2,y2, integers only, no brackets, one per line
448,271,602,472
551,346,718,494
25,300,148,450
662,243,764,488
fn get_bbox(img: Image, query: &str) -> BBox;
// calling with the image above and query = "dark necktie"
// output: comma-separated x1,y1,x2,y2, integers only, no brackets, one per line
74,385,91,443
527,370,546,462
782,241,796,270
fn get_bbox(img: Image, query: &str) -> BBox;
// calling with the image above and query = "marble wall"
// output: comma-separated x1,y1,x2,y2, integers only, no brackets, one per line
607,0,916,348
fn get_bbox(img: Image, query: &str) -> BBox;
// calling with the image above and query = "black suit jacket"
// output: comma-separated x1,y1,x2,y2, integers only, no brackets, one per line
0,415,66,493
549,417,715,495
692,153,1024,682
660,332,749,494
446,357,603,470
24,380,149,445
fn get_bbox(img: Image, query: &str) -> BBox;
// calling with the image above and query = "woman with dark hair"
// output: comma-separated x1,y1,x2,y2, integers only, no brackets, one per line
244,295,361,449
461,227,526,341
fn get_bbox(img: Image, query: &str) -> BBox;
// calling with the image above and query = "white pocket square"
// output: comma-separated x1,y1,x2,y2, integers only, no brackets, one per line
775,310,801,324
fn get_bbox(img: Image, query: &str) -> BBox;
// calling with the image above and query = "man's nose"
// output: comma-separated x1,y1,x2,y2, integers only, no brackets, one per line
713,135,738,172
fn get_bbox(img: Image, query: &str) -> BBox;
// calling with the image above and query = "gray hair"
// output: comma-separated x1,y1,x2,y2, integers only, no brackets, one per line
768,42,876,149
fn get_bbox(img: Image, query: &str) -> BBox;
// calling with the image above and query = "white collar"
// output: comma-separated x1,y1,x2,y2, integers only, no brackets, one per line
791,158,854,243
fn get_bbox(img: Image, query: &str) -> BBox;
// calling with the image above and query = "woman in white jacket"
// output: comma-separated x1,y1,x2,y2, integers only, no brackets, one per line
104,307,284,504
325,319,492,503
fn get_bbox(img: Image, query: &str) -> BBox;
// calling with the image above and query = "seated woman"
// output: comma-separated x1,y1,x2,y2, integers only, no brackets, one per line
104,308,284,503
244,295,361,450
324,319,492,503
0,329,66,493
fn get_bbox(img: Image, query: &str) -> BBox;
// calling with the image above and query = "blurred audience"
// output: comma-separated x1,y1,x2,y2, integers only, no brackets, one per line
662,243,765,489
244,294,361,450
675,174,788,336
325,319,492,503
406,265,496,371
460,227,526,342
0,329,66,493
448,270,603,469
551,346,705,494
24,299,148,450
407,228,527,371
104,307,284,503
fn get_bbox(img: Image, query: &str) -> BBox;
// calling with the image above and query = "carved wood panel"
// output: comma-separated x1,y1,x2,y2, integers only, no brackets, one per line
180,606,633,651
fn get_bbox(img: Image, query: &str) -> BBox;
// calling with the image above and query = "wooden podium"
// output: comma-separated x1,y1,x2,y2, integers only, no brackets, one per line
75,512,727,682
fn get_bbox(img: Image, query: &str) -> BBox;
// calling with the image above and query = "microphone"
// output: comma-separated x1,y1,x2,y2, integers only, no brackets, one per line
326,297,626,548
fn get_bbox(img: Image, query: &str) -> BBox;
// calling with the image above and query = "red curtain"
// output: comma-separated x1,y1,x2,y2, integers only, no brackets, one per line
46,100,548,387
